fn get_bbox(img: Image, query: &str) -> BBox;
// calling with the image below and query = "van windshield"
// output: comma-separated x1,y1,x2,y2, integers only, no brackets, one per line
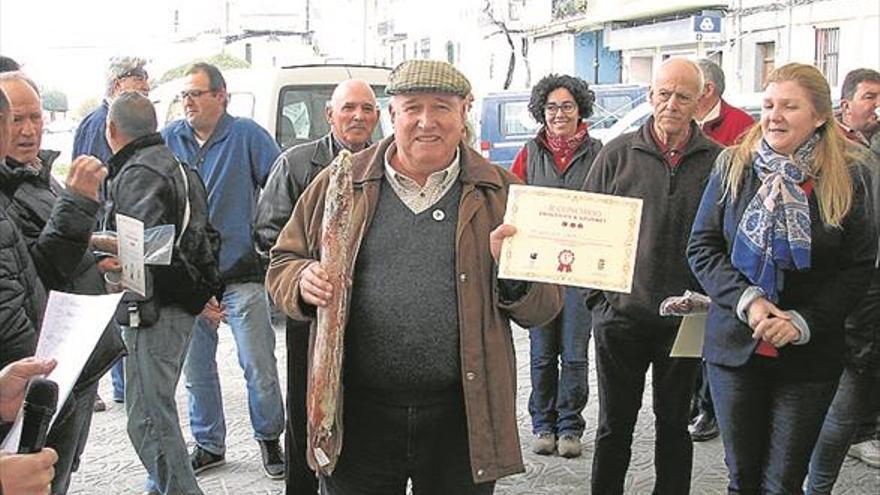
278,85,388,150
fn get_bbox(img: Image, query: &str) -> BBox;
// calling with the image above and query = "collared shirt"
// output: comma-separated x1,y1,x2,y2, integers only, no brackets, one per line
696,100,721,127
649,123,691,167
383,145,461,214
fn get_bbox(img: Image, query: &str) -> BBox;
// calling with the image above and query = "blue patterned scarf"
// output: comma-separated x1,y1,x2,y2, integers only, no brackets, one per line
731,134,819,301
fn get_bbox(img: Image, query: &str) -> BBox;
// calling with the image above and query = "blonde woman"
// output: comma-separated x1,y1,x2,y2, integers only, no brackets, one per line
687,63,876,493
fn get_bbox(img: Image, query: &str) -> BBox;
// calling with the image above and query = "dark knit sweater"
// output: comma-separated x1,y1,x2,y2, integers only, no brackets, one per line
344,179,463,404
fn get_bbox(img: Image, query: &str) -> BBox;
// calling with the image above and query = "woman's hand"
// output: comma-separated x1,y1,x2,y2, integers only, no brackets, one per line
753,316,801,348
746,297,790,329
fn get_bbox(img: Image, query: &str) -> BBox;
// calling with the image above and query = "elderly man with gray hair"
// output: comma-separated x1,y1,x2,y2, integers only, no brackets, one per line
583,57,722,494
267,60,562,494
694,58,755,147
104,91,207,495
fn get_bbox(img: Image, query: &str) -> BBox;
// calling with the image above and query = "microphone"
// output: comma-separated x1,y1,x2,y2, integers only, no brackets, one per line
17,378,58,454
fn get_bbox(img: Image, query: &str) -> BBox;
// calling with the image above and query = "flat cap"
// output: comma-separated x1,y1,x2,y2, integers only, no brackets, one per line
107,56,148,81
387,60,471,98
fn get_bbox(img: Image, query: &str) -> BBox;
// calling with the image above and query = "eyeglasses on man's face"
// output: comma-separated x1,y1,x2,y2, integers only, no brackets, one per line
180,89,215,100
543,102,577,115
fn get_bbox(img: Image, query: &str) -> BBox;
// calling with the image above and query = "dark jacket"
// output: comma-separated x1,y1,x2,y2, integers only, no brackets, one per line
254,132,337,266
267,136,563,483
0,203,44,369
0,152,124,386
106,133,201,308
523,134,602,190
583,119,722,325
687,149,876,381
842,137,880,375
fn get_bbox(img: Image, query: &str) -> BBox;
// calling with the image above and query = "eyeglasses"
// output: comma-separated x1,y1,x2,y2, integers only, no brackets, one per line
544,102,577,115
179,89,214,100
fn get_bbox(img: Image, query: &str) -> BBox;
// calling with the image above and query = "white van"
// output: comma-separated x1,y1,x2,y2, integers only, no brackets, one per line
152,64,392,150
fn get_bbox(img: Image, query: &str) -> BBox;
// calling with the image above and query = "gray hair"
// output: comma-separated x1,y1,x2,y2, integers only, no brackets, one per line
105,56,148,97
108,91,157,140
696,58,726,96
0,71,41,97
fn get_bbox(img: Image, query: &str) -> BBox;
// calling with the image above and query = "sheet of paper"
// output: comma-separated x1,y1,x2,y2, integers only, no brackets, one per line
498,184,643,292
1,291,124,452
670,314,708,358
117,213,146,297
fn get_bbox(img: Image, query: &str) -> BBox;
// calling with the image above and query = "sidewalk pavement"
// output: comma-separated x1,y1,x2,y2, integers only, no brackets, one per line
69,324,880,494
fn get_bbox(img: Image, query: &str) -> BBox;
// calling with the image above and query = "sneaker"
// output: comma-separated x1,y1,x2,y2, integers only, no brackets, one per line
112,395,125,404
258,439,285,479
557,434,582,458
689,413,720,442
190,445,226,475
532,432,556,455
847,439,880,468
93,395,106,412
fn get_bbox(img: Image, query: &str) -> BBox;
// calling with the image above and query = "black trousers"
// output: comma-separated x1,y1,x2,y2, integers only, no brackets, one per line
319,391,494,495
590,301,700,495
285,318,319,495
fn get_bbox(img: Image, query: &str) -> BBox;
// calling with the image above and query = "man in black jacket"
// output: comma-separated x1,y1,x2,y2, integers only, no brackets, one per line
0,72,117,495
105,91,207,495
583,58,722,495
254,79,379,494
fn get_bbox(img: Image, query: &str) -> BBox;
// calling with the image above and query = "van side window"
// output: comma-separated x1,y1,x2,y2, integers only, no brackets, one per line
500,101,539,136
277,86,388,151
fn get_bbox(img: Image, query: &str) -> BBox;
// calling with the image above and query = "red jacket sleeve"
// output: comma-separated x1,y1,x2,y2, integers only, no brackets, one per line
510,146,528,183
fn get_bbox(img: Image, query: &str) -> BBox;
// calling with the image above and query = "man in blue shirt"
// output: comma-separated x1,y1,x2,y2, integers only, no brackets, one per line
71,56,150,411
162,63,285,481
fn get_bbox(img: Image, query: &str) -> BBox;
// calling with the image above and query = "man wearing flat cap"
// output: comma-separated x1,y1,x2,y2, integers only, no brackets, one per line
266,59,562,494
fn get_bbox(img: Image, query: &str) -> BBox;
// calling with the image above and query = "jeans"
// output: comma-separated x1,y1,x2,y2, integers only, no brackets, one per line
184,281,285,455
806,367,880,494
45,381,98,495
590,303,700,495
320,392,495,495
528,287,591,437
110,357,125,402
124,305,203,495
708,360,838,495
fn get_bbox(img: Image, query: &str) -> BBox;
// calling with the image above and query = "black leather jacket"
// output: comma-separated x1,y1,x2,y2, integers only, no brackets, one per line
846,141,880,376
254,133,339,267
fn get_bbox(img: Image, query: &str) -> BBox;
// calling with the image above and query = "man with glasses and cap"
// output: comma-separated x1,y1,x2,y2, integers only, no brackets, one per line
72,55,150,412
266,59,562,495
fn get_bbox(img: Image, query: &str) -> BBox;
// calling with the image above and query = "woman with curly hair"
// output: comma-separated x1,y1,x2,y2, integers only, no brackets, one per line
510,74,602,458
687,63,877,493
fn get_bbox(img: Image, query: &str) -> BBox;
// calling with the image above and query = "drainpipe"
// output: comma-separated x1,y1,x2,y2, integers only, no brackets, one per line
786,0,793,61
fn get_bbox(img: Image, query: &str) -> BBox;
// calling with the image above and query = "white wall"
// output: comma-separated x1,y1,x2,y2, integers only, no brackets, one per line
726,0,880,94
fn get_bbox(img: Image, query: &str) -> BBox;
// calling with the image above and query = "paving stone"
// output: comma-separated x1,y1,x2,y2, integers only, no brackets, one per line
68,324,880,494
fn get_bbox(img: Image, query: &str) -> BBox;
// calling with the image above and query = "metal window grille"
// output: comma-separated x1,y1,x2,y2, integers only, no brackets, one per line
815,27,840,87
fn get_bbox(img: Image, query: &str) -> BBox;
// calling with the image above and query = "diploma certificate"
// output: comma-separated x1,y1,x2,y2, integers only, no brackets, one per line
499,184,642,293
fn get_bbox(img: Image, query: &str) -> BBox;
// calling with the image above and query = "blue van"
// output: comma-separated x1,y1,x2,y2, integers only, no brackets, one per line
478,84,648,168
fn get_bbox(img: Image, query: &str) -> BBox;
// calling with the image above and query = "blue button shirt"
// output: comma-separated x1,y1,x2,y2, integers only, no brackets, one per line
72,100,113,163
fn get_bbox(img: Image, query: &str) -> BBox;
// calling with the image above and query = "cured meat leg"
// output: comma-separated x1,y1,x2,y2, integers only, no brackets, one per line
306,150,354,475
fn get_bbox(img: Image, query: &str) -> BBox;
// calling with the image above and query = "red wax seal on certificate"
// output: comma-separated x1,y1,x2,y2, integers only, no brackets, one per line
557,249,574,272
